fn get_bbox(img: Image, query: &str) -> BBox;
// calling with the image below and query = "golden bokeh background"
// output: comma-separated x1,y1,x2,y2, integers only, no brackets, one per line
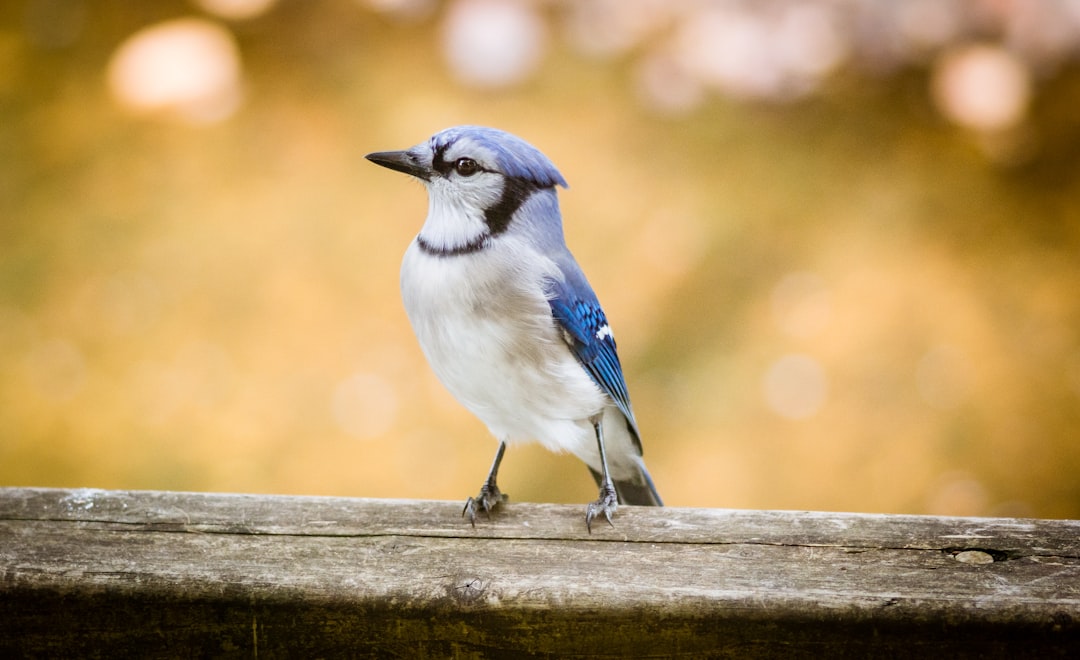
3,0,1079,519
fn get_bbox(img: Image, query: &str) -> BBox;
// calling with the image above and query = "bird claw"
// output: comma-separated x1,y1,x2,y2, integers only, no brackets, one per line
585,482,619,533
463,481,505,526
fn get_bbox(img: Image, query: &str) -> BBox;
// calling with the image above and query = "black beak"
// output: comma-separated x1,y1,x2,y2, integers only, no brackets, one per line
365,149,430,181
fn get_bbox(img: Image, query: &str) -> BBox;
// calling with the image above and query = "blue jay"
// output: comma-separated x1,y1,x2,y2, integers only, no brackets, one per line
366,126,662,530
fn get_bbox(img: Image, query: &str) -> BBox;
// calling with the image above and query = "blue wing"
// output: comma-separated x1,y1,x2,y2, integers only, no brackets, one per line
546,270,642,448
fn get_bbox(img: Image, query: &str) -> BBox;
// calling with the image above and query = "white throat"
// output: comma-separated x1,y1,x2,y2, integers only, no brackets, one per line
418,180,493,252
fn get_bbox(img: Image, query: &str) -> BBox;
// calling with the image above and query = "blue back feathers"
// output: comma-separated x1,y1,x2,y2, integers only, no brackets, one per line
432,126,568,189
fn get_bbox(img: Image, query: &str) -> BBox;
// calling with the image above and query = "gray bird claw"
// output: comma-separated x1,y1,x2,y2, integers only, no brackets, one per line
585,484,619,533
463,482,505,526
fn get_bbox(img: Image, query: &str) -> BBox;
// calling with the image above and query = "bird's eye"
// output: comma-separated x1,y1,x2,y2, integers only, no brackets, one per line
454,158,481,177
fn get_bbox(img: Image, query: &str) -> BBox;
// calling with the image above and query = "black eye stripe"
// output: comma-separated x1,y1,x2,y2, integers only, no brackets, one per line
431,141,452,175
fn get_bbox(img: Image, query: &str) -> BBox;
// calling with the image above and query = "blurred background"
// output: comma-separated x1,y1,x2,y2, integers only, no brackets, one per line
2,0,1079,519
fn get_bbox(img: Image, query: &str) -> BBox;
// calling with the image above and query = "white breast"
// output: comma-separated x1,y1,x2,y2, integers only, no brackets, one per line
399,236,608,458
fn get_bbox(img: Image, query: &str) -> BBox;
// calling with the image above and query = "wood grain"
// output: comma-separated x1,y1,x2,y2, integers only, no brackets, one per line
1,487,1077,658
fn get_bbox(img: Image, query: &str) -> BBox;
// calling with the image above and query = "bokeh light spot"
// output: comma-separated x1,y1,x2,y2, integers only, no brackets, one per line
106,18,243,123
441,0,546,88
677,7,777,101
194,0,278,21
932,44,1031,132
763,354,829,420
774,4,848,80
362,0,437,22
564,0,665,59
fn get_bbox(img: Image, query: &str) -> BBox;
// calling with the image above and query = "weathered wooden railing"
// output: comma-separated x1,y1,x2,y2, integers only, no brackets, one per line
0,487,1077,657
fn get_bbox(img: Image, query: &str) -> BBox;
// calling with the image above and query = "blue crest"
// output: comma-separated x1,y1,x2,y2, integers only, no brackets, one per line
431,126,568,189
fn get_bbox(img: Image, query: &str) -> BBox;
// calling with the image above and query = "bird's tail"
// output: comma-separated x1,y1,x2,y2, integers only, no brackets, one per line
589,457,663,507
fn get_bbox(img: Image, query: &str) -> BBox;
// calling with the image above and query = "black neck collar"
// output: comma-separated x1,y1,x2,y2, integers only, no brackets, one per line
416,233,491,257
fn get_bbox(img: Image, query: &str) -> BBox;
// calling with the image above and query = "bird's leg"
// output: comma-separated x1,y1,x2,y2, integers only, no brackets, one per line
585,419,619,532
463,441,508,525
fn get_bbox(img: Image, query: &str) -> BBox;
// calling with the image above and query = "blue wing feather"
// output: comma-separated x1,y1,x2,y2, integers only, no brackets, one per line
546,274,641,446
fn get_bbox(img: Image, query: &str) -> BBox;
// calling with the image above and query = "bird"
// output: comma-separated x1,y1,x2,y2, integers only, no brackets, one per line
365,125,661,531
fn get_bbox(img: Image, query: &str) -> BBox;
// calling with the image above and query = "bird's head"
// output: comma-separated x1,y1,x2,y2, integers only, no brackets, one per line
366,126,567,255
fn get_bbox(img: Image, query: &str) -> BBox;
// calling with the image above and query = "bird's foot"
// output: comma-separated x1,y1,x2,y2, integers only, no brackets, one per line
463,481,506,526
585,482,619,533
